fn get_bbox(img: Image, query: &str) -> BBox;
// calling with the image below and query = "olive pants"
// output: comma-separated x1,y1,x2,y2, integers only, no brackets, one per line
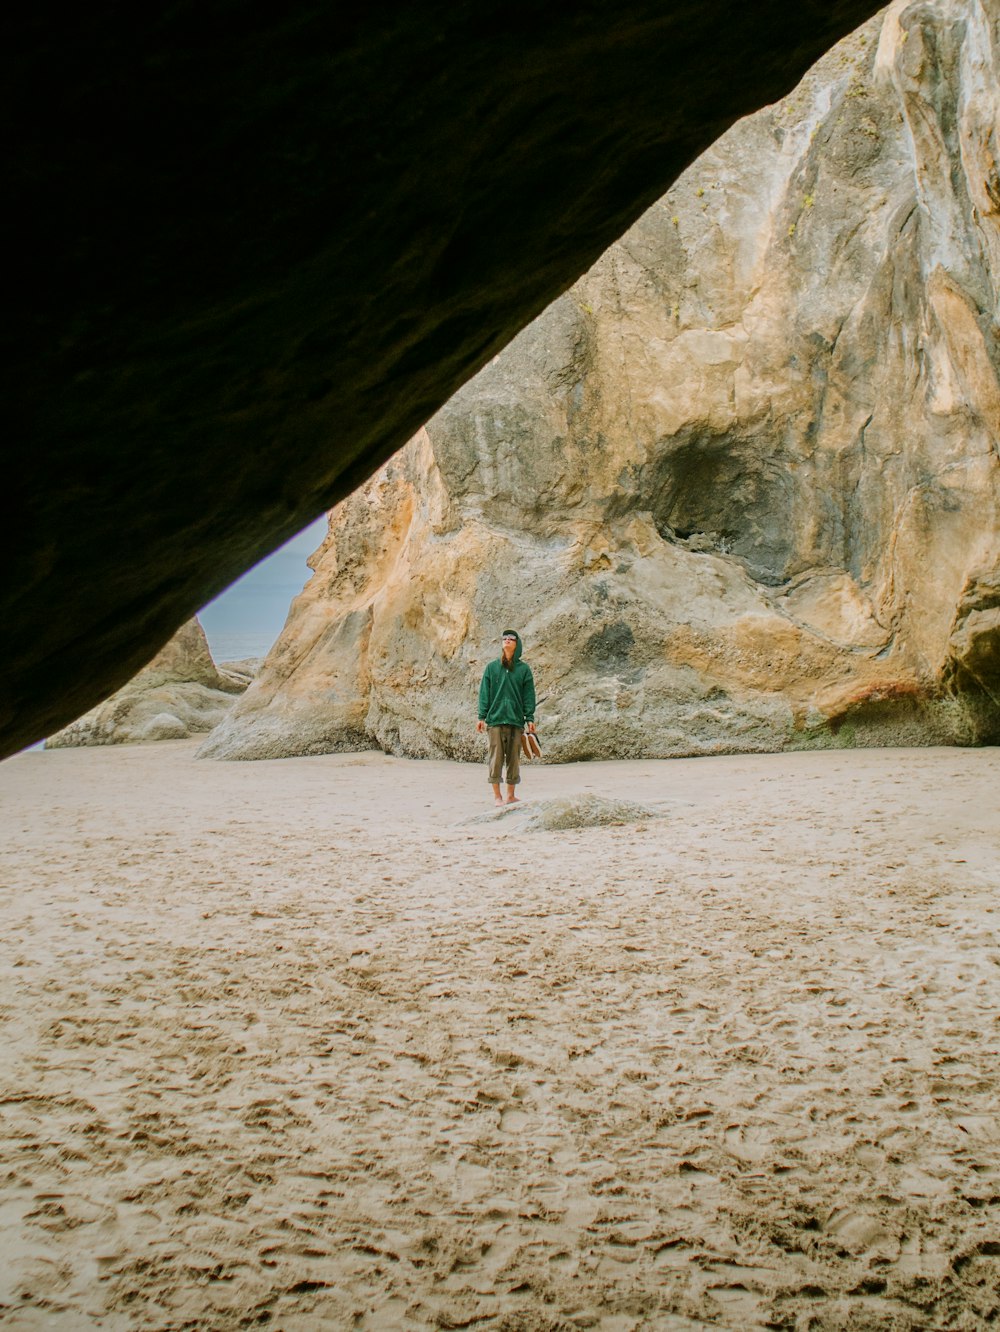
487,725,522,786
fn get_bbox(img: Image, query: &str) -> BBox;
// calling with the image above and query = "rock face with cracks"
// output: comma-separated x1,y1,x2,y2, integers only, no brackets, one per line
201,0,1000,764
3,0,885,760
47,620,248,748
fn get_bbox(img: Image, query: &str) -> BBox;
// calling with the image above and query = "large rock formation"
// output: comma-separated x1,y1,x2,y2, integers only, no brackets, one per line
3,0,885,760
47,620,249,748
201,0,1000,764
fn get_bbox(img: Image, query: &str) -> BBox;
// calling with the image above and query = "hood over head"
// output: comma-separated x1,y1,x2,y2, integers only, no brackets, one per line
501,629,523,664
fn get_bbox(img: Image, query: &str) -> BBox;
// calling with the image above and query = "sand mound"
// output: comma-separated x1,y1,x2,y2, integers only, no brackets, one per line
466,793,666,832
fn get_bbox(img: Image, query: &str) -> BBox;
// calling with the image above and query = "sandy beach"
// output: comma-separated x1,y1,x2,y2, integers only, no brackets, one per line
1,741,998,1329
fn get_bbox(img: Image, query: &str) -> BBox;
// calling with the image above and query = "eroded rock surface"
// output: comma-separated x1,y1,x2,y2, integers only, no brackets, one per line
202,0,1000,764
47,620,247,748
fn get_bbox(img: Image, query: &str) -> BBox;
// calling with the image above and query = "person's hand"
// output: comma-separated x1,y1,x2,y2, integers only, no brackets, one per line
527,722,536,734
476,720,486,733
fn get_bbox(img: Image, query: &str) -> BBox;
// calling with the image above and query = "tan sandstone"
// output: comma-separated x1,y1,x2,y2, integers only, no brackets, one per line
201,0,1000,763
48,619,249,748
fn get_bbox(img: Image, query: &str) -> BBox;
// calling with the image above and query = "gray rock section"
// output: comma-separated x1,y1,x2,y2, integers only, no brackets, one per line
47,620,247,748
218,659,262,688
202,0,1000,764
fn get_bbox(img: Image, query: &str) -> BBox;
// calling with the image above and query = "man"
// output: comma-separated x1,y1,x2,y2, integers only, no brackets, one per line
476,629,537,806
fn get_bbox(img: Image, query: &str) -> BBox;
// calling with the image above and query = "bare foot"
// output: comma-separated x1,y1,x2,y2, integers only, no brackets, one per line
494,797,505,807
506,795,520,804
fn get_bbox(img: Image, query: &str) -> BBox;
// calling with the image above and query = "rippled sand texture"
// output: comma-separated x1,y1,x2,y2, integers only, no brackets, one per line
1,741,999,1329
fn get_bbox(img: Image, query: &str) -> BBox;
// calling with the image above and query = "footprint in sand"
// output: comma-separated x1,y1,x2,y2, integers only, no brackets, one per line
723,1124,774,1162
705,1283,767,1322
823,1208,892,1251
499,1106,530,1133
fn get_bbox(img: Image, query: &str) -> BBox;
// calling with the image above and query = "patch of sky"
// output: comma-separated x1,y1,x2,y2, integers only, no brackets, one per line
199,514,328,663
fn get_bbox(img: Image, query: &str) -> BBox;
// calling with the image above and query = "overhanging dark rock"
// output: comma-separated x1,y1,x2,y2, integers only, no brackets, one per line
3,1,883,757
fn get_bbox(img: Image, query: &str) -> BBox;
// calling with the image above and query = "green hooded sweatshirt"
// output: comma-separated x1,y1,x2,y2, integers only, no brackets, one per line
478,631,536,728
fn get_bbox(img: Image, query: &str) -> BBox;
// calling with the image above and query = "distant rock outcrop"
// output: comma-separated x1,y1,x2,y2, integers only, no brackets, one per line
201,0,1000,764
47,619,249,747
